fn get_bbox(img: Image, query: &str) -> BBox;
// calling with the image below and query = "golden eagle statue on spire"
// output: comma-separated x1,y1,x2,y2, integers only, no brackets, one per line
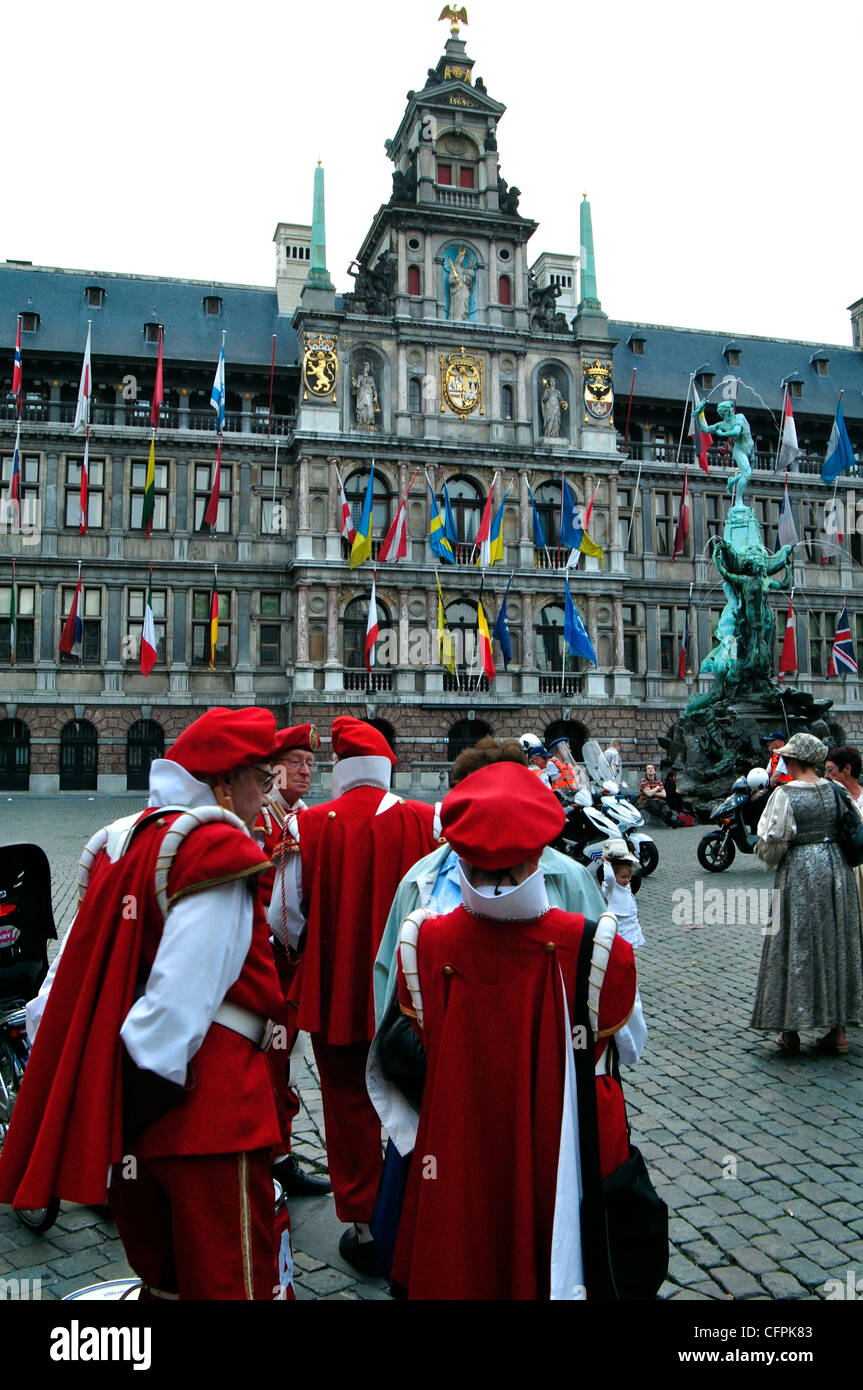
439,5,468,37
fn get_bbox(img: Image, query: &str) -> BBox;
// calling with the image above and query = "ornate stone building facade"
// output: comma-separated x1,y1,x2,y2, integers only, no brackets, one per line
1,26,861,792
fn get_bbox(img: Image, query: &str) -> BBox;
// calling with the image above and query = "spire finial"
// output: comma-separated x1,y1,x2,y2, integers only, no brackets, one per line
307,162,335,291
578,193,601,310
439,5,468,38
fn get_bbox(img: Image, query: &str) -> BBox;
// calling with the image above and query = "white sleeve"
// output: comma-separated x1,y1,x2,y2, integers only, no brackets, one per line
26,914,75,1044
755,787,796,868
614,987,648,1065
120,879,252,1085
266,852,306,951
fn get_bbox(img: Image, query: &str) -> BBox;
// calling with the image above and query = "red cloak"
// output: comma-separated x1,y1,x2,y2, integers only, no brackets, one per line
392,905,635,1301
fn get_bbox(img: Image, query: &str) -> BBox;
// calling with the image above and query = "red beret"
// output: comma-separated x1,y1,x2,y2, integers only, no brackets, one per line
331,715,396,765
272,724,320,759
441,762,566,870
167,707,277,779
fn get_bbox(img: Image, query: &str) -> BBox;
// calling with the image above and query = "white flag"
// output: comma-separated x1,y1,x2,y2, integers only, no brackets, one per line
777,392,799,472
73,324,92,434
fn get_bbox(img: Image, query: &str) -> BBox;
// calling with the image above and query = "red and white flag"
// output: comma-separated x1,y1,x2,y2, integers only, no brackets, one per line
336,468,356,545
778,594,797,681
475,475,498,568
776,390,799,472
73,324,93,434
201,438,221,530
12,317,22,417
59,565,84,660
377,470,418,563
689,389,712,474
671,470,689,562
79,431,89,536
141,569,157,676
364,571,379,671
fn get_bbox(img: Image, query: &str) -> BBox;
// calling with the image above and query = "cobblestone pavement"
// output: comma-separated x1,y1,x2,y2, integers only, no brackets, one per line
2,796,862,1301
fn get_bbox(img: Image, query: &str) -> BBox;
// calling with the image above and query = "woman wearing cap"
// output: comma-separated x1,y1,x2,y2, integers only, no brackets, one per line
752,732,863,1056
389,762,637,1299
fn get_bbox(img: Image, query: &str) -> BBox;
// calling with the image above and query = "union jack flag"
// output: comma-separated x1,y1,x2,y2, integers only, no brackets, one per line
828,602,858,676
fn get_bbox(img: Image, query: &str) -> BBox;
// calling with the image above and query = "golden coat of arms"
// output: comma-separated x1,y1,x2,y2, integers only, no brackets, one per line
583,357,614,423
302,332,338,403
439,347,484,420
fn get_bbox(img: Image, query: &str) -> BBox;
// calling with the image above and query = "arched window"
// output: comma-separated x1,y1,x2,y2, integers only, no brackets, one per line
446,477,483,546
342,595,395,669
126,719,165,791
60,719,98,791
447,717,493,763
535,603,566,673
0,717,30,790
344,469,392,554
408,377,422,412
498,274,512,306
534,480,567,550
443,598,491,690
407,265,421,296
543,719,590,761
501,384,514,421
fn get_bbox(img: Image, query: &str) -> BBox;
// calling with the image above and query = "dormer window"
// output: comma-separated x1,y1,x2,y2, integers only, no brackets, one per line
144,322,163,344
203,296,222,317
696,372,715,391
86,286,106,308
723,342,741,367
20,312,39,333
627,332,645,356
789,380,803,399
810,350,829,376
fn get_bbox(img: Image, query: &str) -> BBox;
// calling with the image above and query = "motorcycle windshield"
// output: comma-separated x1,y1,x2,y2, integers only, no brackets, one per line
582,738,618,790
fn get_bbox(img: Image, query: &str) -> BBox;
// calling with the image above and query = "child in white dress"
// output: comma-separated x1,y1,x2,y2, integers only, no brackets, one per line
599,838,645,950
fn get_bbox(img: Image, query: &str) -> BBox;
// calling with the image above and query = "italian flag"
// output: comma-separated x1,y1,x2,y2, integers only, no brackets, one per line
142,435,156,536
365,571,379,671
141,570,157,676
477,598,495,680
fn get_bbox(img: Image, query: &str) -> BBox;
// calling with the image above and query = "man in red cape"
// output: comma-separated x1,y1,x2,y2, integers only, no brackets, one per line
391,761,637,1300
0,706,291,1300
271,714,437,1273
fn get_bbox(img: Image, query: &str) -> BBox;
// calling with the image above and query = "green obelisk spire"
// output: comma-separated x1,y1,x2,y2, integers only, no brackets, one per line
308,161,334,290
578,193,601,310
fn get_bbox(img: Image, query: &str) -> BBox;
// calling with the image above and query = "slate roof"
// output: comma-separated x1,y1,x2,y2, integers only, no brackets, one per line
0,263,300,370
608,319,863,424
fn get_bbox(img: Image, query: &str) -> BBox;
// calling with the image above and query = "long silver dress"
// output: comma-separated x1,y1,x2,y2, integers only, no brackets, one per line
751,782,863,1031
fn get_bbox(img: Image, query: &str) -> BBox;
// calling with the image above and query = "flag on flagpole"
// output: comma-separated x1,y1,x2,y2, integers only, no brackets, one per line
561,478,604,565
441,476,459,549
377,472,417,563
201,438,222,530
8,559,16,667
527,481,547,550
336,468,356,546
776,390,799,472
364,571,379,671
828,600,858,676
210,340,226,433
79,431,89,536
475,476,498,567
11,317,22,418
436,571,455,673
142,435,156,537
428,478,454,562
477,597,495,680
6,421,21,526
73,324,93,434
775,473,799,551
564,575,597,666
141,569,157,676
689,389,712,474
478,483,511,568
822,401,855,485
209,569,219,671
492,573,513,669
150,326,164,429
350,463,375,569
778,594,797,681
59,565,83,660
678,606,690,680
671,470,689,562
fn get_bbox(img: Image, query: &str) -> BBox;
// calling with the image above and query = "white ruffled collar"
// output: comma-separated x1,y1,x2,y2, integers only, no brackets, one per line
458,862,549,921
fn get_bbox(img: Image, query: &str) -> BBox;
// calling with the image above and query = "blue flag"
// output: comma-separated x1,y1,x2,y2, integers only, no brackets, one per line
492,575,513,669
210,342,226,433
564,576,597,666
822,402,855,485
441,480,459,547
428,482,455,563
560,478,585,549
527,481,547,550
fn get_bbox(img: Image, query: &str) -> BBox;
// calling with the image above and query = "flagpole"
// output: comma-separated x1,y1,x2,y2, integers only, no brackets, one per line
272,440,279,516
623,367,636,450
676,374,694,466
626,461,643,551
774,385,788,470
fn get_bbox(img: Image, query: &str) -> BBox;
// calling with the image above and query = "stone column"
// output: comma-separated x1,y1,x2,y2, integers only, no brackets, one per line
613,596,626,669
323,582,342,690
398,588,409,666
522,591,535,668
326,457,341,559
514,244,526,305
296,585,309,663
586,593,599,656
424,344,440,440
296,455,313,559
608,472,624,571
517,355,529,423
423,237,436,320
396,228,407,295
490,351,501,421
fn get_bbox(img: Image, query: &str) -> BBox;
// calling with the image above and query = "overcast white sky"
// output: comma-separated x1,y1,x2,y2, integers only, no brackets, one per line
4,0,860,346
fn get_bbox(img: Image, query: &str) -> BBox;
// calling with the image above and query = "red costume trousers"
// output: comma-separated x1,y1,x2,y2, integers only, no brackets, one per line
268,945,303,1151
109,1150,278,1300
311,1036,383,1224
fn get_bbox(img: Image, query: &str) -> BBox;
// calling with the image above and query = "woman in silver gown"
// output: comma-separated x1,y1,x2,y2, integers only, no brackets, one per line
751,732,863,1056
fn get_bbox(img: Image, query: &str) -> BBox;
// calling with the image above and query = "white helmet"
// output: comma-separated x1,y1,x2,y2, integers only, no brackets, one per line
519,732,543,753
746,767,769,791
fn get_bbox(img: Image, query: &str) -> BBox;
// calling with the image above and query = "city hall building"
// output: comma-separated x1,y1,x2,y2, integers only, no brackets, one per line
1,25,862,793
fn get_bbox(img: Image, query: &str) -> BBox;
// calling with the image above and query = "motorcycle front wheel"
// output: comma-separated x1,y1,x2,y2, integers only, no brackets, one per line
636,840,659,876
697,832,736,872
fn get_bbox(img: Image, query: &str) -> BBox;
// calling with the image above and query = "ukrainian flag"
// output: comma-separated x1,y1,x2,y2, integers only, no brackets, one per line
429,482,455,563
350,463,375,569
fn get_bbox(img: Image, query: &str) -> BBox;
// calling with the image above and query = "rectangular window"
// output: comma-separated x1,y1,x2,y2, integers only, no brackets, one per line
126,587,167,666
65,458,105,529
808,611,827,676
658,605,684,675
60,585,101,663
192,589,231,665
0,584,35,662
194,462,232,532
621,603,642,672
653,490,672,555
259,592,283,665
1,452,40,503
436,162,452,185
617,486,641,554
129,459,169,531
407,265,422,296
459,165,475,189
704,493,723,544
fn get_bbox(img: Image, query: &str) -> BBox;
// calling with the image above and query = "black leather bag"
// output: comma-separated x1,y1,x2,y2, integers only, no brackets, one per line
573,921,668,1301
830,783,863,868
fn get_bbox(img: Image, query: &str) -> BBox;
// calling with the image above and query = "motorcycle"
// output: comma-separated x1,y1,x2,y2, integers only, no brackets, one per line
581,739,659,876
696,770,768,872
0,844,60,1233
545,739,656,874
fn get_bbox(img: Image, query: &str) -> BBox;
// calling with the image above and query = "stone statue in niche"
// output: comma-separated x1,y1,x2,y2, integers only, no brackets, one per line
447,247,475,321
541,375,567,438
352,359,380,427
